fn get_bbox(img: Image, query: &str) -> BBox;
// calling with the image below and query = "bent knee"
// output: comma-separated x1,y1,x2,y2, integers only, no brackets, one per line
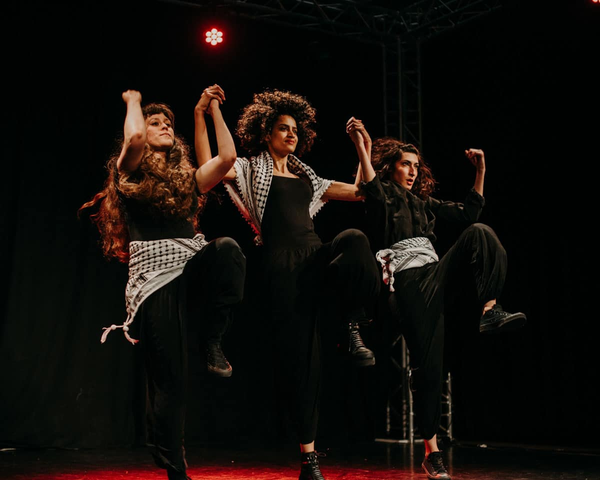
467,223,496,237
339,228,370,247
214,237,246,260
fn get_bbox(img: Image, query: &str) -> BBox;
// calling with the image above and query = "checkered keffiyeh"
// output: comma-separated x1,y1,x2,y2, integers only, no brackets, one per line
224,151,333,245
376,237,439,292
100,234,208,345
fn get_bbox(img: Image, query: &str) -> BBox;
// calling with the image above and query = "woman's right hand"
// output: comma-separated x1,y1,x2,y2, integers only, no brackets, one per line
196,84,225,115
122,89,142,105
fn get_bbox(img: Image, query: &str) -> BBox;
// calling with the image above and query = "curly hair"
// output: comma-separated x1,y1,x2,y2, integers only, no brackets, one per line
235,89,317,157
371,137,437,199
79,103,202,263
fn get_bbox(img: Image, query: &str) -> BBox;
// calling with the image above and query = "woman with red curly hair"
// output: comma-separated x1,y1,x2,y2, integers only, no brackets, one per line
79,86,246,480
346,119,527,480
208,89,380,480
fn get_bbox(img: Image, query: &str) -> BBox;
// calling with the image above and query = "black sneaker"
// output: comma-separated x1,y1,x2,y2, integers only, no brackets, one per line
299,451,326,480
348,322,376,367
479,304,527,334
422,451,450,480
206,342,233,377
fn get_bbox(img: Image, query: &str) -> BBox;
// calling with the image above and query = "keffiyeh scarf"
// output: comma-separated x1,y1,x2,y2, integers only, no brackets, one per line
100,234,208,344
376,237,439,292
224,151,333,245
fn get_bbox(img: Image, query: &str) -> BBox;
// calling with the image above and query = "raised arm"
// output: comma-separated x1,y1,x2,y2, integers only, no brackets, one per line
194,84,225,166
116,90,146,174
321,117,375,202
465,148,486,196
194,89,237,193
347,116,376,183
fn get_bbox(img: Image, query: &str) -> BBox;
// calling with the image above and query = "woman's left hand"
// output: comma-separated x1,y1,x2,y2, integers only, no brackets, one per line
346,117,371,150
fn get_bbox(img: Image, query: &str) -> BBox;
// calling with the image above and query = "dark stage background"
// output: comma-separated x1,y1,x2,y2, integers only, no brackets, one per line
2,0,599,454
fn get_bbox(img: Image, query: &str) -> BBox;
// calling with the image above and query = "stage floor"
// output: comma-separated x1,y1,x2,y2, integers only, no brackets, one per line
1,440,599,480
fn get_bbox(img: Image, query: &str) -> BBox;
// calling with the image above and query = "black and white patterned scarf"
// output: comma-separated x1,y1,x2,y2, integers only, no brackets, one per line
376,237,439,292
100,233,209,344
224,150,333,245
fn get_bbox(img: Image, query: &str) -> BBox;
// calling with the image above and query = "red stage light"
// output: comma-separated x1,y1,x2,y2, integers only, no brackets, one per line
205,28,224,46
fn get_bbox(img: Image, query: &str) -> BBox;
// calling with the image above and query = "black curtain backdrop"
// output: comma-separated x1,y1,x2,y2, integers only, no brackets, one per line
2,0,599,452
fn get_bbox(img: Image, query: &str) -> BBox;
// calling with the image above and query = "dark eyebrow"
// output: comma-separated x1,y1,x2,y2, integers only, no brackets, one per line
401,159,419,166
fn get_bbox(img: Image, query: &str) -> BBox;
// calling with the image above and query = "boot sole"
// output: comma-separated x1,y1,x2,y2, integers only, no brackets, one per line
480,314,527,334
352,357,376,367
207,366,233,377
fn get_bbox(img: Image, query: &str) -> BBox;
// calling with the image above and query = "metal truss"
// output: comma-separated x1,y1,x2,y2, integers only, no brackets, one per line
164,0,503,43
163,0,501,146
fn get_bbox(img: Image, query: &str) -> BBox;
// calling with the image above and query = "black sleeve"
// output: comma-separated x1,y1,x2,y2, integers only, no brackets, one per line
427,188,485,225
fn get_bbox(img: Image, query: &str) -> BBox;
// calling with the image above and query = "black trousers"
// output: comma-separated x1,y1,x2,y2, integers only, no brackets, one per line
387,223,506,440
136,237,246,474
262,228,380,444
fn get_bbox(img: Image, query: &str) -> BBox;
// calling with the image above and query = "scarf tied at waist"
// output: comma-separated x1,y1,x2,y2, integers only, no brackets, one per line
375,237,439,292
100,234,208,345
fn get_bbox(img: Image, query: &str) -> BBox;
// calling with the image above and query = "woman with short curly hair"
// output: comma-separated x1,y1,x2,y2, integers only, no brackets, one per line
347,119,527,480
80,86,246,480
207,89,380,480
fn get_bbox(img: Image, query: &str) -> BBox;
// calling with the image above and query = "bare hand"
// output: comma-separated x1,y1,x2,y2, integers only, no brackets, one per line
122,90,142,104
465,148,486,172
196,84,225,115
346,117,371,149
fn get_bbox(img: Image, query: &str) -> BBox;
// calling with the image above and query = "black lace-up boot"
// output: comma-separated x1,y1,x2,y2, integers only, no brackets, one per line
206,342,233,377
299,451,326,480
347,322,376,367
421,451,450,479
479,304,527,334
167,466,192,480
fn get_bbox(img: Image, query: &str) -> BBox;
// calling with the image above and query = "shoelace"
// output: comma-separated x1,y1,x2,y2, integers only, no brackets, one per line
349,324,367,351
207,344,228,366
301,452,326,480
428,452,447,473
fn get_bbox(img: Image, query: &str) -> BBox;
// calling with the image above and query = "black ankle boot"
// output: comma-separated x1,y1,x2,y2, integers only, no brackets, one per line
206,341,233,377
299,451,326,480
347,322,376,367
166,466,192,480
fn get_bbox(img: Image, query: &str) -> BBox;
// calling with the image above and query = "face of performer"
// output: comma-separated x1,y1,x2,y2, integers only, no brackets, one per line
266,115,298,157
145,113,174,151
391,152,419,190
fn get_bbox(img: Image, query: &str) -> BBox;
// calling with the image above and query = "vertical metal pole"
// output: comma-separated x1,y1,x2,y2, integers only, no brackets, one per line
381,42,388,137
385,397,391,435
404,339,414,444
397,35,404,141
416,39,423,150
446,373,453,441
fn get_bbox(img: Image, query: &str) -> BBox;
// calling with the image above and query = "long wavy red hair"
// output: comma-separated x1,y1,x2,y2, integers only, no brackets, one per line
79,103,201,263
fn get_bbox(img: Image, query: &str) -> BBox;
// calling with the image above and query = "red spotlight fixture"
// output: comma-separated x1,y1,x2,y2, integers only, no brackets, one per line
205,28,224,46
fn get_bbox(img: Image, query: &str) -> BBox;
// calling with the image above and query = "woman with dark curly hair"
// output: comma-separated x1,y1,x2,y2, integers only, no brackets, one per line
208,89,380,480
346,119,527,480
79,86,246,480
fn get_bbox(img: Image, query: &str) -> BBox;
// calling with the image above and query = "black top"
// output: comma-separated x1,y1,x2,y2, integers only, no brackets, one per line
120,192,197,241
260,175,322,250
362,176,485,253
